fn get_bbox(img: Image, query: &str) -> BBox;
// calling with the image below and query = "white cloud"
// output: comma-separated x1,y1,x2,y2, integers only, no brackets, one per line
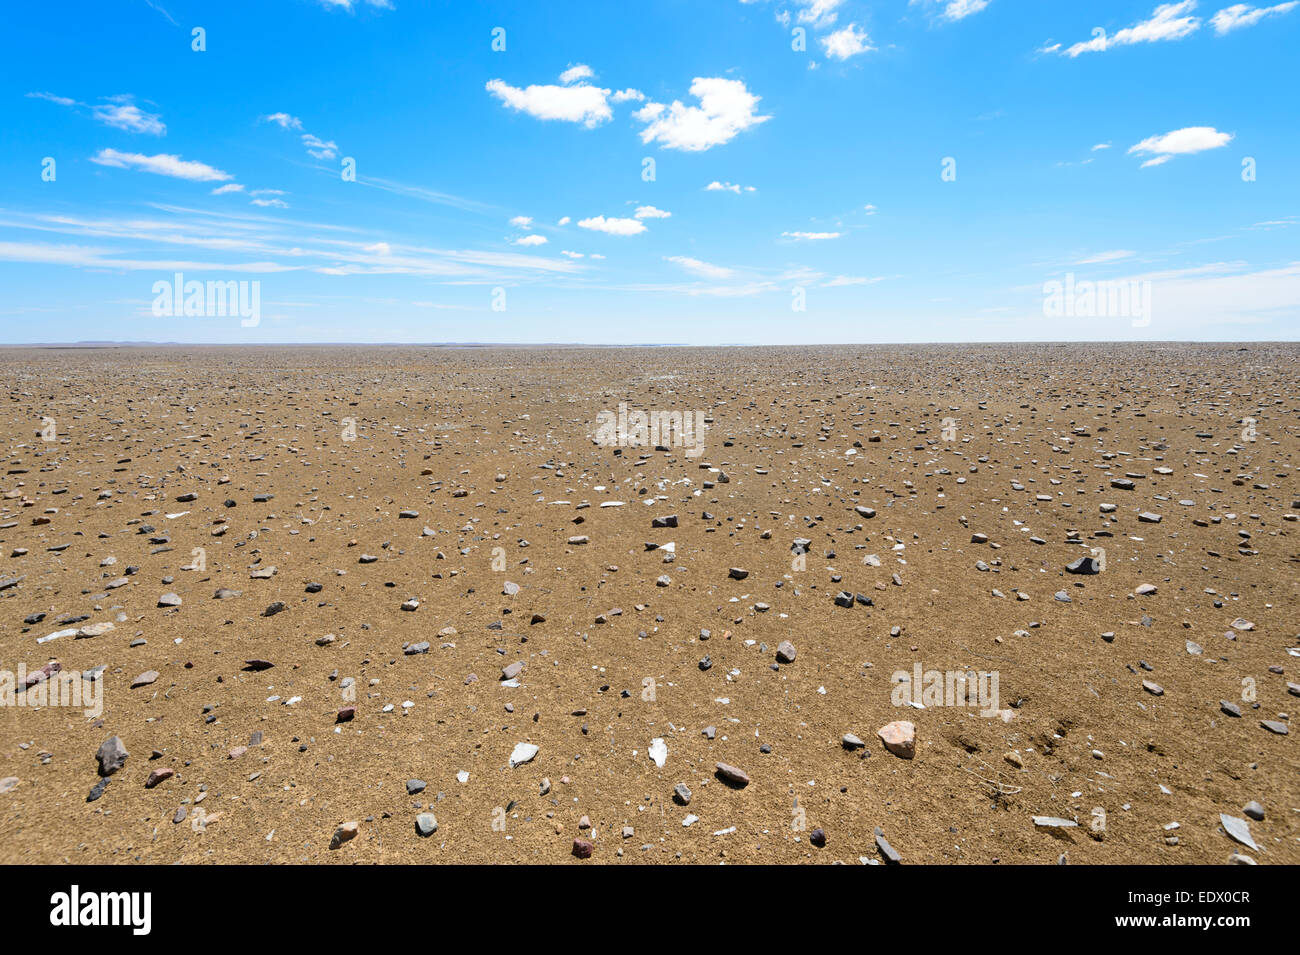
513,234,548,246
28,93,165,135
559,64,595,85
782,231,841,240
1211,2,1298,32
634,205,671,219
251,198,289,208
27,91,77,107
666,255,734,279
1047,2,1202,56
90,148,232,182
561,250,583,258
798,0,843,27
636,77,769,152
510,215,533,228
302,133,339,160
1092,142,1112,151
938,0,990,20
486,77,613,128
612,89,645,103
824,275,885,286
822,23,875,60
92,98,166,135
863,203,877,214
578,215,646,236
211,183,245,195
317,0,394,11
558,216,571,225
1076,249,1135,264
706,180,755,193
913,0,990,22
249,188,285,196
264,112,304,130
1128,125,1233,166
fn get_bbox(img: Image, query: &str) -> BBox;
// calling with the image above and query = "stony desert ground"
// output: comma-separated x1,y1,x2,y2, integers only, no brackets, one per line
0,343,1296,864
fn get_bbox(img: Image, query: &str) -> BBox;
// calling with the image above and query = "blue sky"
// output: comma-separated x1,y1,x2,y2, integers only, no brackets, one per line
1,0,1297,344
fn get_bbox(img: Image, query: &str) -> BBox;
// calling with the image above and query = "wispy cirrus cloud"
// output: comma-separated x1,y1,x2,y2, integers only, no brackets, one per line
90,148,232,181
1211,1,1298,32
912,0,992,23
666,255,734,279
1041,2,1201,57
28,92,166,135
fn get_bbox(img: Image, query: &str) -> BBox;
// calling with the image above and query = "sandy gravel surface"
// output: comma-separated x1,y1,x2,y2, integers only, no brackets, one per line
0,343,1296,864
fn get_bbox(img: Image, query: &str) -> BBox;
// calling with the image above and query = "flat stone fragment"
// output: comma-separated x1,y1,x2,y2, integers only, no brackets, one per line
874,827,901,863
145,767,174,788
1219,813,1259,851
131,670,159,688
714,762,750,787
330,821,359,849
877,721,916,759
509,742,539,768
1034,816,1079,828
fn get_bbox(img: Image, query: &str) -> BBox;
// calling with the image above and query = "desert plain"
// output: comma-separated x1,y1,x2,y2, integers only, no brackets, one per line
0,342,1297,864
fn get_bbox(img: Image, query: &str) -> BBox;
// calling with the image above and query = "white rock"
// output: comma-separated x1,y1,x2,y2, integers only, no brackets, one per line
509,742,539,768
648,738,668,767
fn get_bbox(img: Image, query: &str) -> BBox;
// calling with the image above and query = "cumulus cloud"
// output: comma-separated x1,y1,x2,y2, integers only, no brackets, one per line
706,180,755,193
634,205,671,219
485,76,614,128
513,234,548,246
1128,125,1233,166
578,215,646,236
635,77,769,152
90,148,232,182
822,23,875,60
510,215,533,228
558,216,571,225
559,64,595,85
